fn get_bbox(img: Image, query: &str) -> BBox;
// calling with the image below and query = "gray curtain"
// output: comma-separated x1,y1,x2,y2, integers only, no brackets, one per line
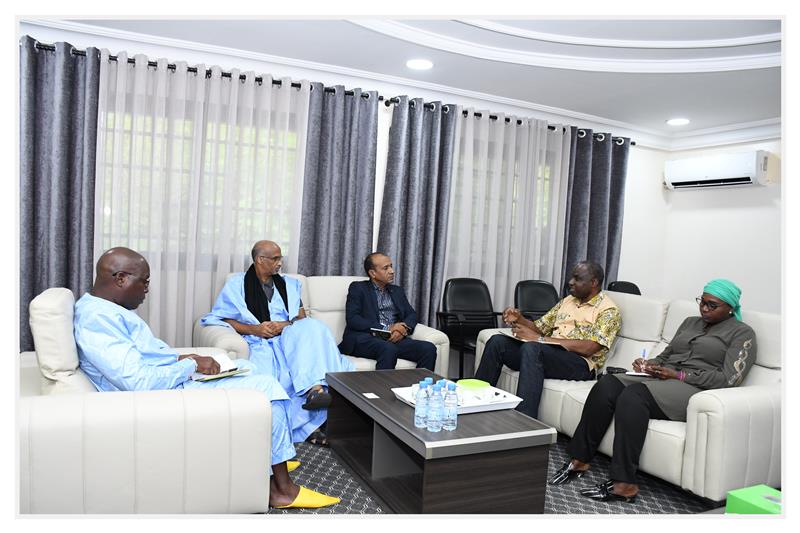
561,128,631,291
298,84,378,275
377,97,457,325
19,36,100,351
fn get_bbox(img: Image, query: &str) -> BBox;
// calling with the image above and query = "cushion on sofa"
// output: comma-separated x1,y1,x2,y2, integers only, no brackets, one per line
305,276,367,343
740,309,780,369
662,300,698,343
606,291,668,341
28,288,96,394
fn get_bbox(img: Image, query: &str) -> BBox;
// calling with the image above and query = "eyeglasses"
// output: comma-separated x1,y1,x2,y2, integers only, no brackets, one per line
113,271,150,287
695,297,723,311
258,255,283,262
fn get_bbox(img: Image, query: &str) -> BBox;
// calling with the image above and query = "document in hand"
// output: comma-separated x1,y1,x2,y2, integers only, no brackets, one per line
370,327,392,340
191,352,250,381
499,329,565,349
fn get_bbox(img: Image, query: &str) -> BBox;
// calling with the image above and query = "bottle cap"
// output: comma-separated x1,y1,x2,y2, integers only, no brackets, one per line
424,377,434,384
419,381,428,388
448,382,457,390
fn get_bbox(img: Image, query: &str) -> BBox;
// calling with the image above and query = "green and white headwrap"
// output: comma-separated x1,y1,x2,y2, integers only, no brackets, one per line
703,279,742,320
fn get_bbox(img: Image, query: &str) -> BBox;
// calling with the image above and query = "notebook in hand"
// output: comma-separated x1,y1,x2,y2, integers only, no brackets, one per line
370,328,392,340
191,352,250,381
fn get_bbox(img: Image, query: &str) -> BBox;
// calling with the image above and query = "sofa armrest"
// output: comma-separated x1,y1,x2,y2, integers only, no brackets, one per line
681,385,781,501
19,388,270,514
411,323,451,377
193,320,250,359
474,328,507,373
173,346,231,359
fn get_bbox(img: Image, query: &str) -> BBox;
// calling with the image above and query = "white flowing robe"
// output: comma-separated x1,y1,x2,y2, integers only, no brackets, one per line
74,293,296,467
201,273,355,442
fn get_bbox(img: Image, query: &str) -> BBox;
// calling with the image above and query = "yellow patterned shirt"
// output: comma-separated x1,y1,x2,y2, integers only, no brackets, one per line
534,291,621,370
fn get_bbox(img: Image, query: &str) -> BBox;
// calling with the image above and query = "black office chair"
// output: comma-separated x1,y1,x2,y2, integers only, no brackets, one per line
514,280,559,321
437,278,502,379
607,280,642,295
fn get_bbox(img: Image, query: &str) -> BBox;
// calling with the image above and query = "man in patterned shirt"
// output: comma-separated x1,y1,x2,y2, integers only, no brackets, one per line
474,261,621,419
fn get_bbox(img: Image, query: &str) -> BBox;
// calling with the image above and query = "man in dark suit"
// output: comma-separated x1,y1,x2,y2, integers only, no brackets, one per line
338,253,437,371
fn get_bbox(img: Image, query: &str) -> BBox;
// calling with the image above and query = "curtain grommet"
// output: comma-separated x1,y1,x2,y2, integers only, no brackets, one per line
577,129,586,138
615,137,625,146
595,133,605,142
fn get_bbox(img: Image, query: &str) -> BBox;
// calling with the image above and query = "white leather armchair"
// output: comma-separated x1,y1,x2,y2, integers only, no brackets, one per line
194,274,451,377
19,288,272,514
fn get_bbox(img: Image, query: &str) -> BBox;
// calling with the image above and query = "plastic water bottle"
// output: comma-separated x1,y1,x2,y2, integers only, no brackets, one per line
414,381,429,428
443,382,458,431
426,384,444,432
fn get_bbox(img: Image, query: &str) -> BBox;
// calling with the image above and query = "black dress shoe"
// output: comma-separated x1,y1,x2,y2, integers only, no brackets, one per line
302,388,332,410
548,461,587,485
580,480,637,503
579,479,614,496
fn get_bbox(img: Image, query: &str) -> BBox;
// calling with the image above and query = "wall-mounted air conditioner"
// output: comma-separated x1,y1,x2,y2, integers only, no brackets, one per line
663,150,779,190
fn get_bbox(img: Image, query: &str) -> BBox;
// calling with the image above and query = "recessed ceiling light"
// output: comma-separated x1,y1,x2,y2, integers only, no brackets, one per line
406,59,433,70
666,118,690,126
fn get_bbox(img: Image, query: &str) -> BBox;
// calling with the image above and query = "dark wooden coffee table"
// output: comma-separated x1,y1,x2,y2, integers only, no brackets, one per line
326,369,556,514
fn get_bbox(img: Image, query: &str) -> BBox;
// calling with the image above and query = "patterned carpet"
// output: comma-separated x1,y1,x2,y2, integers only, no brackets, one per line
267,436,723,515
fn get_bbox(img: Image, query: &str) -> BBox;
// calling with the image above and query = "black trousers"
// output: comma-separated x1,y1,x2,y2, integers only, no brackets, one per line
349,333,437,371
474,334,595,419
565,374,669,483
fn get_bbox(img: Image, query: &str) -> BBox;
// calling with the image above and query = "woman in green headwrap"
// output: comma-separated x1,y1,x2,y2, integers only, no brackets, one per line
549,279,757,503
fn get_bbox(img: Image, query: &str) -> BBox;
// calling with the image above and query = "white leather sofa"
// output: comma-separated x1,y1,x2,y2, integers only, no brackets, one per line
474,291,781,501
194,274,451,376
19,288,272,514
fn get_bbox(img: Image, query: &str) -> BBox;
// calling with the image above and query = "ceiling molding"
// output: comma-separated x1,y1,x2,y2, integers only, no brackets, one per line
460,20,782,49
663,119,781,151
20,19,781,152
350,20,780,73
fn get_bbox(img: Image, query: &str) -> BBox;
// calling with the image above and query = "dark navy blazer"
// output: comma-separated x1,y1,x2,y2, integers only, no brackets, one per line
338,280,418,354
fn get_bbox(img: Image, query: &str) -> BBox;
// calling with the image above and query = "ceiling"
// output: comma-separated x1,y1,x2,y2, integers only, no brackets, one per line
56,19,782,146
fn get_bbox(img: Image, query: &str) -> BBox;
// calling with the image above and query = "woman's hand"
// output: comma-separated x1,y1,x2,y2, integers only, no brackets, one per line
644,364,679,380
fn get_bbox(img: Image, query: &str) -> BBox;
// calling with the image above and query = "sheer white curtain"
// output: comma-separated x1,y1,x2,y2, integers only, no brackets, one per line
94,51,311,346
444,109,571,310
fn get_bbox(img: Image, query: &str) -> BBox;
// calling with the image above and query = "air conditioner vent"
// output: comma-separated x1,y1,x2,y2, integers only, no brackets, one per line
664,151,778,190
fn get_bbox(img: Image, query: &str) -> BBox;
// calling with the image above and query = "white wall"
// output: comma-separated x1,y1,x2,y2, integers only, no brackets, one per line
618,141,782,314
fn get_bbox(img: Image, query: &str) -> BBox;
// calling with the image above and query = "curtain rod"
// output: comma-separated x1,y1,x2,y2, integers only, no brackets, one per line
33,41,634,145
32,41,378,100
384,97,635,144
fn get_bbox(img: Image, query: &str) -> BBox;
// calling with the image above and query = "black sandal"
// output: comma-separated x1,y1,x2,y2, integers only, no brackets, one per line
307,428,329,447
302,388,332,411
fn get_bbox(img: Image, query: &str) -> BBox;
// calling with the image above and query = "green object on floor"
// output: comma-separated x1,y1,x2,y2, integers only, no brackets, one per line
725,484,781,514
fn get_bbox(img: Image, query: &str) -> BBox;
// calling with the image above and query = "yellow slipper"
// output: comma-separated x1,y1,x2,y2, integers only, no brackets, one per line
287,460,301,473
274,486,341,509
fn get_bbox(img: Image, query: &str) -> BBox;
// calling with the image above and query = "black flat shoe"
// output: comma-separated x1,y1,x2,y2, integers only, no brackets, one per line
580,480,637,503
548,461,588,485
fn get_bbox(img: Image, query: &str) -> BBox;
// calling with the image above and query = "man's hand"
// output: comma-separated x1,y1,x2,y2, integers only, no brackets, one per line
388,323,408,344
632,358,646,372
503,307,522,325
181,354,220,375
512,322,538,342
253,321,288,338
